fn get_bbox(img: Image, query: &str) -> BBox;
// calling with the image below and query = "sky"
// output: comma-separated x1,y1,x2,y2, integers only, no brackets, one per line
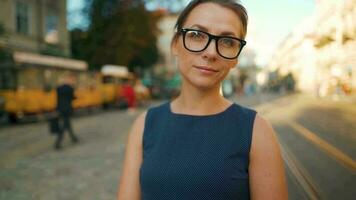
67,0,88,30
240,0,315,66
68,0,316,67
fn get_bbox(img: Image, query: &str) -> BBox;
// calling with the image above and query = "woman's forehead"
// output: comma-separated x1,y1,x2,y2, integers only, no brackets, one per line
183,3,243,37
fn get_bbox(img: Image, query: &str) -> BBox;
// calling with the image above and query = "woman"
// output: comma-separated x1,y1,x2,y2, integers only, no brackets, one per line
117,0,288,199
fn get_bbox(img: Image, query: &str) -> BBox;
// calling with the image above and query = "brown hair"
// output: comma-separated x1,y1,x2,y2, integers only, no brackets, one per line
172,0,248,45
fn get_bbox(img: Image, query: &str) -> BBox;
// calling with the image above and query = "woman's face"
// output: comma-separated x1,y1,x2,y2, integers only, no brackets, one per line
172,3,243,90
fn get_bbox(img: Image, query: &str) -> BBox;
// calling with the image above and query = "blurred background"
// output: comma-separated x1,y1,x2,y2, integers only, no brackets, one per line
0,0,355,199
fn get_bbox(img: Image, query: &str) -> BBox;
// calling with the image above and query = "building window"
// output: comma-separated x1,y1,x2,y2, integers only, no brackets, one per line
44,12,59,44
16,1,30,35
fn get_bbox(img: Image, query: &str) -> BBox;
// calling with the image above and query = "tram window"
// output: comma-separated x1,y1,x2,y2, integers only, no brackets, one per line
56,71,67,85
103,76,115,84
18,68,43,89
77,73,87,88
0,70,17,90
43,69,58,91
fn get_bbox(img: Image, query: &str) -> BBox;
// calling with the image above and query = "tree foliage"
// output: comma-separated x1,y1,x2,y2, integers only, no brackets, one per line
71,0,163,71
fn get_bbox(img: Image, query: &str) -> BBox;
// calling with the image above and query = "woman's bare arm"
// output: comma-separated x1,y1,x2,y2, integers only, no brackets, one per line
117,112,146,200
249,114,288,200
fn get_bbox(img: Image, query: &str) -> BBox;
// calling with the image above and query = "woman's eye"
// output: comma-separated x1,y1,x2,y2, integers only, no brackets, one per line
187,31,206,39
220,38,237,48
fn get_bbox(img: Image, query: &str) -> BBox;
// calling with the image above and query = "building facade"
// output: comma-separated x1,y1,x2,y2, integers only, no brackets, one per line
0,0,70,56
267,0,356,95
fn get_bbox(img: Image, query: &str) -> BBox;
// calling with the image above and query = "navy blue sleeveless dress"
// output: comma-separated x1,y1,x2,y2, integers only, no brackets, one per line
140,102,257,200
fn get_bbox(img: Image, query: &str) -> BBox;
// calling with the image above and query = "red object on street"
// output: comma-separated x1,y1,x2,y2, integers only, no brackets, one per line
122,84,136,107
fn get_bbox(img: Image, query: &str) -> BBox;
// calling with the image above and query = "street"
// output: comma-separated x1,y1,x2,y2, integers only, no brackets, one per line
0,93,355,200
239,93,356,200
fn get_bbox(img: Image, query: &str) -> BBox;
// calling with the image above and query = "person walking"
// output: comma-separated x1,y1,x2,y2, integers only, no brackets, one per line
54,75,79,150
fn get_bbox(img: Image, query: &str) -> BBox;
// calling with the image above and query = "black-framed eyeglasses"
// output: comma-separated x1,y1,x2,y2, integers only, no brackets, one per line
179,28,246,59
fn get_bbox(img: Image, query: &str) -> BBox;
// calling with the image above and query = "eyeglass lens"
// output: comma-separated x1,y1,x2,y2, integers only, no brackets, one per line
184,29,243,59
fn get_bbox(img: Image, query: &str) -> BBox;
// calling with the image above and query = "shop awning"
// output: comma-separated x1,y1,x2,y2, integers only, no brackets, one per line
13,51,88,71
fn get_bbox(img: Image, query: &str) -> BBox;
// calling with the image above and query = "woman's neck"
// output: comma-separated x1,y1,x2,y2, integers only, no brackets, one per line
171,82,232,115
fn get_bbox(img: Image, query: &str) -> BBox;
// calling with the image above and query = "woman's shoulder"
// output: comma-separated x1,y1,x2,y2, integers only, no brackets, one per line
131,102,170,129
147,102,170,113
130,111,147,134
144,102,171,120
233,103,256,113
253,114,273,134
251,114,279,155
128,102,171,142
231,103,257,122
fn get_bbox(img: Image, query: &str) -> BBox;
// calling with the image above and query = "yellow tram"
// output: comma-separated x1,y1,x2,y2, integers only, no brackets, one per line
0,51,101,122
100,64,133,108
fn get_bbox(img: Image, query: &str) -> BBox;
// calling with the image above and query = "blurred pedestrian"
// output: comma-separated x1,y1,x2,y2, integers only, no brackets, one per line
122,79,136,109
117,1,287,199
54,75,79,150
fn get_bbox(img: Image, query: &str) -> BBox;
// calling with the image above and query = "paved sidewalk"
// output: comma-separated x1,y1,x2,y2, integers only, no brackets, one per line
0,109,141,200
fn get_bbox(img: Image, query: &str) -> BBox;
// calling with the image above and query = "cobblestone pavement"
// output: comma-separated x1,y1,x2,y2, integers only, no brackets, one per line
0,93,355,200
0,108,141,200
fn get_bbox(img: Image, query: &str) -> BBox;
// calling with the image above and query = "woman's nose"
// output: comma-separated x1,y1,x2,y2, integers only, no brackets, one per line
201,39,218,60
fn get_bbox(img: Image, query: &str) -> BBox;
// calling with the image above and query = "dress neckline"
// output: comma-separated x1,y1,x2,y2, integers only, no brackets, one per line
167,102,235,117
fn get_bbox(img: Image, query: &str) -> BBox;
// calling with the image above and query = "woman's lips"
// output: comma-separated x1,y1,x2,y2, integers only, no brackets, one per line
194,66,219,74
